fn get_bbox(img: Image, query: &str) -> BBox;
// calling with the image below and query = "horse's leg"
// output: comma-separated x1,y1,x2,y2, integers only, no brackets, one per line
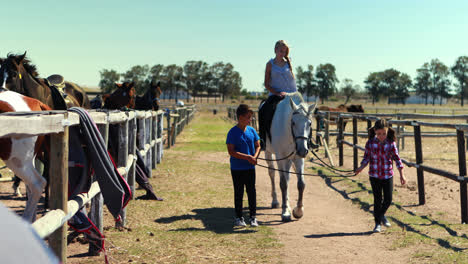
7,159,46,222
292,158,306,219
278,159,292,222
265,151,279,208
12,175,22,197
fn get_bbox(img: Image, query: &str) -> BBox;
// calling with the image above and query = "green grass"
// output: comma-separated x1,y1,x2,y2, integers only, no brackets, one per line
70,112,282,264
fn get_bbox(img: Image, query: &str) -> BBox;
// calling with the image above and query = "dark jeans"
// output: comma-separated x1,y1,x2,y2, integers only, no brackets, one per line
258,95,283,146
231,169,256,219
369,177,393,224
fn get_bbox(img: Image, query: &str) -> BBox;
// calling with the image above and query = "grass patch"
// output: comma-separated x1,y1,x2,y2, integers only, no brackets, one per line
74,112,282,264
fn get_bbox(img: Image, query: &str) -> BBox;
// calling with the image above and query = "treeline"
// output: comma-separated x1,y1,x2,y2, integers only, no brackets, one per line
99,61,242,102
295,56,468,106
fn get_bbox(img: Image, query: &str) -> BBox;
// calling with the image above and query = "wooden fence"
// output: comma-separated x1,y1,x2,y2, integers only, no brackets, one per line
0,105,195,263
315,110,468,224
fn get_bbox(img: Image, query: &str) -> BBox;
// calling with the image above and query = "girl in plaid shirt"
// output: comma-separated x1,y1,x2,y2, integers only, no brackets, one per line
355,119,407,233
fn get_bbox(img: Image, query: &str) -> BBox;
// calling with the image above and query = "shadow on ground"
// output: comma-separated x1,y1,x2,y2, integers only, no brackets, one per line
155,207,259,234
312,165,468,252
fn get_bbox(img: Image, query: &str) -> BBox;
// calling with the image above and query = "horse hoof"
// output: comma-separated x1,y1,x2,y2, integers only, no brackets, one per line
282,215,292,222
271,202,280,209
293,207,304,219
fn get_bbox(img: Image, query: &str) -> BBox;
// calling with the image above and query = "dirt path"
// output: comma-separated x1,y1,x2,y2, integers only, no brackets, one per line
206,151,413,264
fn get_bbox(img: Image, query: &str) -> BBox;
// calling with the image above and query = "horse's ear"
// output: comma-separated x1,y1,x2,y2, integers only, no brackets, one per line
308,104,317,116
16,52,27,64
289,97,297,111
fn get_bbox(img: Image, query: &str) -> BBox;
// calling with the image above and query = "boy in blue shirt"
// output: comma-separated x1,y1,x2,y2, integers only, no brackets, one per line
226,104,261,227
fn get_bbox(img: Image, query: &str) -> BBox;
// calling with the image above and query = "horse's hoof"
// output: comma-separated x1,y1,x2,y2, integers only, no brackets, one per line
281,215,292,222
271,201,280,209
293,207,304,219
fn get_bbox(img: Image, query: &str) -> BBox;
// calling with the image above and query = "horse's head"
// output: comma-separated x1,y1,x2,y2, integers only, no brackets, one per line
0,52,30,93
104,82,136,109
290,98,315,158
150,80,161,110
348,104,364,113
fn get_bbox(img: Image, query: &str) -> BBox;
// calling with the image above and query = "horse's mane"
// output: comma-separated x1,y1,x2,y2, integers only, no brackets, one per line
6,53,39,77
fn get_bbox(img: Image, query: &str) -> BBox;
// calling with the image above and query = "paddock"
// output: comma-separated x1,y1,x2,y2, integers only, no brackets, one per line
0,105,195,263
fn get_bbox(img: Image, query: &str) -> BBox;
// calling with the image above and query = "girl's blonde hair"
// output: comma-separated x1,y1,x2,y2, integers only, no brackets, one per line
275,40,294,78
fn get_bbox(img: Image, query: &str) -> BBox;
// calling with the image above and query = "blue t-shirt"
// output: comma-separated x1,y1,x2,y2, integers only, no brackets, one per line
226,125,260,170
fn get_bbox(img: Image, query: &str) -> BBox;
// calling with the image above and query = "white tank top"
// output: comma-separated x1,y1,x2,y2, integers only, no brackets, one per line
269,58,297,96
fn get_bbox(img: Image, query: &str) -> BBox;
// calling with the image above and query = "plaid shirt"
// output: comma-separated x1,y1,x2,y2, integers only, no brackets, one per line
360,137,403,179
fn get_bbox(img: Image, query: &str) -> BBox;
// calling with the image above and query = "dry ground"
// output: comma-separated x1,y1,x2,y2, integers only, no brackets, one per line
0,109,468,263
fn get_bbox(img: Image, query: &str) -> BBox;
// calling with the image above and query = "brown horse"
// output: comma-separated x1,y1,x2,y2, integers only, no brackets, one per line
135,81,162,111
0,52,90,110
101,82,136,109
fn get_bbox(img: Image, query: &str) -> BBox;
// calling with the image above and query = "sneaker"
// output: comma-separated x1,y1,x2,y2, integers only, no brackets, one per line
373,224,382,233
250,217,259,227
381,216,391,227
234,217,247,227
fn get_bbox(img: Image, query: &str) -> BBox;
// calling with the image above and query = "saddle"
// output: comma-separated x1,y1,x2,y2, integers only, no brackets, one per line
46,74,72,110
258,95,284,147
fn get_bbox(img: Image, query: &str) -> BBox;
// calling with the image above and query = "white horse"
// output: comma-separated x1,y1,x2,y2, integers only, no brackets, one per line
264,92,316,222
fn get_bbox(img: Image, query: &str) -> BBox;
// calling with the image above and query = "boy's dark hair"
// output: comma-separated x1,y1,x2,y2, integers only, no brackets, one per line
368,119,396,142
236,104,253,118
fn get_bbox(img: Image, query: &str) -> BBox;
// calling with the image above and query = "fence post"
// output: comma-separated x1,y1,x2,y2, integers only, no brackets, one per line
315,113,321,145
158,112,164,163
117,118,129,227
325,112,330,145
338,115,344,166
457,129,468,223
166,111,171,149
414,124,425,205
128,112,137,199
89,118,107,255
145,112,152,176
353,117,358,171
152,111,157,169
397,115,401,150
48,118,69,262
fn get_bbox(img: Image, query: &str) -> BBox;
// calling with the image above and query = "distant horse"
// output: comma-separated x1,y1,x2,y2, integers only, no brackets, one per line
101,82,136,109
135,81,162,111
0,90,51,222
264,92,316,222
0,52,90,110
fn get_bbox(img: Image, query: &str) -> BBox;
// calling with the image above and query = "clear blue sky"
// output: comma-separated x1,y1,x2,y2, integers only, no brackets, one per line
3,0,468,92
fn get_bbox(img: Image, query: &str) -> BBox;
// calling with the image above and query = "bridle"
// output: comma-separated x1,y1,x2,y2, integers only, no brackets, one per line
291,107,318,150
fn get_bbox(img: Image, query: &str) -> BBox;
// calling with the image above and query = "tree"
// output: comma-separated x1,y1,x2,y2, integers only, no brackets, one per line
160,64,185,102
428,59,451,105
364,72,383,104
99,69,120,93
340,78,357,104
451,56,468,106
315,63,338,103
414,64,431,104
121,65,150,94
296,65,316,102
394,73,412,105
183,60,207,102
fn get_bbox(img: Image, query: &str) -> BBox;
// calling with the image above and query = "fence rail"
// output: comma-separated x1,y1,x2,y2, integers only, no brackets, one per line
0,105,196,263
315,111,468,224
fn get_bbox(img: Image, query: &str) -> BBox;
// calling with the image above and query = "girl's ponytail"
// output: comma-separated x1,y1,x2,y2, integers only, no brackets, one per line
285,56,295,79
369,119,396,142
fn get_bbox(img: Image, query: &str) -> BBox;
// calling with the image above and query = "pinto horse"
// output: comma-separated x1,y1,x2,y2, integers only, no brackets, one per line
264,92,316,221
0,53,90,197
0,90,51,222
0,52,90,110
